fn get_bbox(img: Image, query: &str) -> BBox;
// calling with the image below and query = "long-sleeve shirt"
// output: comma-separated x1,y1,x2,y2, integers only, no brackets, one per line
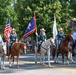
38,33,47,45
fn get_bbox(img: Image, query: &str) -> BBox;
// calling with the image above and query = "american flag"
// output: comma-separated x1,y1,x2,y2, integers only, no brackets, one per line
22,13,36,38
4,17,12,43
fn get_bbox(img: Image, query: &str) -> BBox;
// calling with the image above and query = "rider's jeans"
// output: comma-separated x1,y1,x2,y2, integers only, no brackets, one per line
56,39,62,50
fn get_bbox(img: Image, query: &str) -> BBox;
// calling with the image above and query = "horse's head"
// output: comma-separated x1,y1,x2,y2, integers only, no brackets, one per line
50,38,56,46
66,32,74,42
20,43,27,54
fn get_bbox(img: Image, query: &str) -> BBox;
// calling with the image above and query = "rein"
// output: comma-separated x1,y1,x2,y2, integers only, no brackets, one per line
41,39,53,50
41,45,49,50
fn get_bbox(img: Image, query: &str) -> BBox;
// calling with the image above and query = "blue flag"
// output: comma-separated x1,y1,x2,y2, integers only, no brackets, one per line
22,14,36,38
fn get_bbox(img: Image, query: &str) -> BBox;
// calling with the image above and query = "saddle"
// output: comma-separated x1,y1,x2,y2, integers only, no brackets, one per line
7,42,16,55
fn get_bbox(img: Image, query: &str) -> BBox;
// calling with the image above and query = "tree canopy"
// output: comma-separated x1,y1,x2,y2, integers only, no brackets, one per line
0,0,76,39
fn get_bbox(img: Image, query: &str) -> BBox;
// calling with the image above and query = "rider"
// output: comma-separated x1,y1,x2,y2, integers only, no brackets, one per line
72,28,76,56
35,28,47,51
38,28,47,45
9,28,17,49
56,28,65,50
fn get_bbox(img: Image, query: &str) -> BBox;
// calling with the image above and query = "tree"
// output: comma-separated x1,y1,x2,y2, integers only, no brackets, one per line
0,0,18,39
0,0,75,39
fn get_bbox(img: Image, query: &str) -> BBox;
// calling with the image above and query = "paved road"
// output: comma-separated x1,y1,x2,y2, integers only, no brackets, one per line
0,52,76,75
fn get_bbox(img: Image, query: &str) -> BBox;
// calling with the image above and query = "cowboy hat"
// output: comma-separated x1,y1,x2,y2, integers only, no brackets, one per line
12,28,16,31
59,28,63,31
40,28,46,31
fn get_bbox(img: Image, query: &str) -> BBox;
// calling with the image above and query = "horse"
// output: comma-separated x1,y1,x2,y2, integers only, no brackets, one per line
73,45,76,56
8,42,26,68
52,32,74,65
35,38,55,67
0,42,6,70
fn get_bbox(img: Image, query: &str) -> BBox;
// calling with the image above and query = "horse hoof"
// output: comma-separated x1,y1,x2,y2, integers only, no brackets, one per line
72,61,74,63
42,64,45,66
35,62,37,64
54,61,56,63
9,66,12,68
2,68,5,70
68,64,69,65
2,67,5,70
17,66,19,69
48,65,51,67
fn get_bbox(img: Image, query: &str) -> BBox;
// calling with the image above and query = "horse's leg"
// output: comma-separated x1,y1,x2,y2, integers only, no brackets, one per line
17,55,19,69
40,53,42,64
54,50,57,63
9,55,12,68
55,51,59,63
41,52,45,66
0,56,4,70
2,56,5,70
68,51,74,63
0,56,1,69
0,56,2,69
62,53,64,64
66,52,70,65
1,56,3,69
70,52,74,63
34,46,38,64
12,56,14,67
47,49,51,67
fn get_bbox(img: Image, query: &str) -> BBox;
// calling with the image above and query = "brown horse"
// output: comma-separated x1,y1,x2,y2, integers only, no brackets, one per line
8,42,26,68
52,32,74,65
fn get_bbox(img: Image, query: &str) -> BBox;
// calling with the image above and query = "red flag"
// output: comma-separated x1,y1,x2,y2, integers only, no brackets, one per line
4,17,12,43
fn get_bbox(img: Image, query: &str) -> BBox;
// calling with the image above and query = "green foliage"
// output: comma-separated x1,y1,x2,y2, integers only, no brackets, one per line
0,0,76,40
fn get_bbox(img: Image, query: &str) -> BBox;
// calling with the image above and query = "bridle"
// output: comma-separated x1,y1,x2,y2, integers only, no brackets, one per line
41,39,55,50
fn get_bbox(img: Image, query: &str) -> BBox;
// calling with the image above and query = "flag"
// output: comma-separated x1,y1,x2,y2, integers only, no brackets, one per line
22,13,36,38
53,14,58,40
4,17,12,43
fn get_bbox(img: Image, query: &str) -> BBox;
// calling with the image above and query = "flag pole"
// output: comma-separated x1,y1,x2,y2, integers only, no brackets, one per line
36,27,38,47
53,13,58,60
34,12,38,47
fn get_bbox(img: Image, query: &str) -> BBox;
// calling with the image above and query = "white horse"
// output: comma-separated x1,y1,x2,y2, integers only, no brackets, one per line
0,42,6,70
35,38,55,67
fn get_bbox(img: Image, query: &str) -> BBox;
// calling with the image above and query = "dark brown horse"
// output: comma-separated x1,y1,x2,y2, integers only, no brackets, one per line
8,42,26,68
52,32,74,65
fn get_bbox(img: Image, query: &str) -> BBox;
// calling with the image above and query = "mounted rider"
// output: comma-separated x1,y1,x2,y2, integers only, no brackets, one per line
9,28,17,50
72,27,76,56
38,28,47,45
36,28,47,51
56,28,65,50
